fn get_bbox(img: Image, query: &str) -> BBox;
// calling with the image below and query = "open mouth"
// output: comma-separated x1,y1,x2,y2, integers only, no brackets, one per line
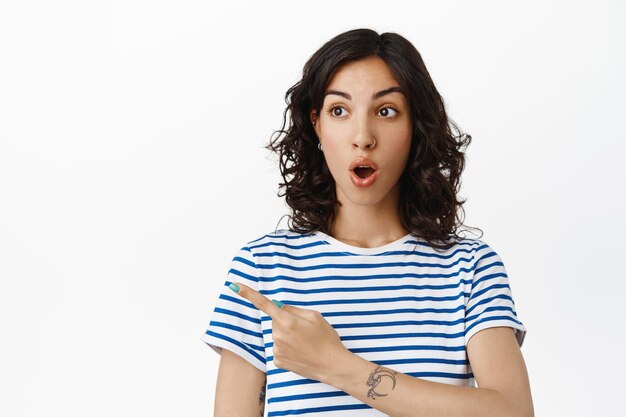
349,157,379,187
354,166,376,179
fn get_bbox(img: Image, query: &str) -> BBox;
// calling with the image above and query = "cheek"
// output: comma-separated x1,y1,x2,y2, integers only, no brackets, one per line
323,149,345,179
320,122,350,143
388,136,413,175
393,122,413,144
398,126,413,154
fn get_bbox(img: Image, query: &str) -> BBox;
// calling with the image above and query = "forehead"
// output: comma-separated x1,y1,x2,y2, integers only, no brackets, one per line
325,56,400,94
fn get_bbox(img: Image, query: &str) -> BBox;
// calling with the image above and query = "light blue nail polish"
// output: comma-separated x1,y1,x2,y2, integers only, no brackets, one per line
272,299,284,308
228,283,240,293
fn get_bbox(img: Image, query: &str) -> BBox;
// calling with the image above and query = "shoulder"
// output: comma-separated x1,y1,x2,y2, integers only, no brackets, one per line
425,237,505,272
439,236,501,259
425,235,486,258
469,239,507,266
240,228,322,254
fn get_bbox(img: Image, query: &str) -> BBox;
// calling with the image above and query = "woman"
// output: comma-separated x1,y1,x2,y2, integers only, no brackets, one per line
202,28,534,417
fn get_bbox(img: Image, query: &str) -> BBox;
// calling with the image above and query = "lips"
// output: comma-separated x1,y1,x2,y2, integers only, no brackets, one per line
349,157,379,187
349,157,379,172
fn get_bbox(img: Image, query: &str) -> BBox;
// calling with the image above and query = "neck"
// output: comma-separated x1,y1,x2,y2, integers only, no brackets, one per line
330,187,408,249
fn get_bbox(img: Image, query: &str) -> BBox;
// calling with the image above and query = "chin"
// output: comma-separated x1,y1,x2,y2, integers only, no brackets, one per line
336,181,399,209
339,191,386,207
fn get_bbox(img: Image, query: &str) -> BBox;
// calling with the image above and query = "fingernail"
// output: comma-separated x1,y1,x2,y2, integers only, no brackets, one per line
272,299,284,308
228,283,240,293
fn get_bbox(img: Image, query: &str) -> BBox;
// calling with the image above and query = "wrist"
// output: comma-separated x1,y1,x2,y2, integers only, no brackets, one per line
319,347,364,390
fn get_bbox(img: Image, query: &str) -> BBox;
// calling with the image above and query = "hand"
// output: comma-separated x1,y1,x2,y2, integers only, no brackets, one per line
229,281,349,383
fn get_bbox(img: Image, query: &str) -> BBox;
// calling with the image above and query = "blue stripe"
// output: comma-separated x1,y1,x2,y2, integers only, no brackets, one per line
268,403,372,416
260,305,466,324
258,291,468,309
340,330,465,340
465,294,513,315
258,268,476,284
253,257,476,272
267,376,319,389
334,317,465,328
406,370,472,379
231,256,256,269
469,283,511,302
348,317,462,329
264,329,466,345
217,293,258,311
349,344,466,353
205,331,266,364
474,260,504,276
320,304,466,316
266,356,468,377
208,320,263,339
471,271,507,290
267,344,466,364
377,357,468,366
269,389,348,403
226,268,257,282
259,280,472,296
213,306,261,325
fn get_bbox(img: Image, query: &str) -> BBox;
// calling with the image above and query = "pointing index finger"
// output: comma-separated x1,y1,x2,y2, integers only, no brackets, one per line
229,282,284,318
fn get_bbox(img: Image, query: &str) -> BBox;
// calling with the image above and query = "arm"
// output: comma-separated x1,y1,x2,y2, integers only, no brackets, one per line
214,348,267,417
321,327,534,417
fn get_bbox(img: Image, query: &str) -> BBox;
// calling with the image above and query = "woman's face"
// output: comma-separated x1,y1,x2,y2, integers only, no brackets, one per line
310,56,413,210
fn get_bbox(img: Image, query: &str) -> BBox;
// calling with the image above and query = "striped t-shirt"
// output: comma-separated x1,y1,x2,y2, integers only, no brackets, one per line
201,229,527,416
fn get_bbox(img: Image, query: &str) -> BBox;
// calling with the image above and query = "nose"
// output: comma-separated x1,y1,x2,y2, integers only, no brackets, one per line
352,116,375,150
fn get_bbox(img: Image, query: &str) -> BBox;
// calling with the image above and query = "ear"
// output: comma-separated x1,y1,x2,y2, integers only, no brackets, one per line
310,109,320,138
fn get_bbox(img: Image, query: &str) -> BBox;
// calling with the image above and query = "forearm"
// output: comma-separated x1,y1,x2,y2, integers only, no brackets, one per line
320,349,522,417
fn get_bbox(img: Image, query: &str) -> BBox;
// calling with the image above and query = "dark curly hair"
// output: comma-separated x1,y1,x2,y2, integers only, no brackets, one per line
266,28,482,250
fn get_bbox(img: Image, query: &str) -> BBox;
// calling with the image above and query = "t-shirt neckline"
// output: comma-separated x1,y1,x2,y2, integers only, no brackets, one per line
313,230,416,255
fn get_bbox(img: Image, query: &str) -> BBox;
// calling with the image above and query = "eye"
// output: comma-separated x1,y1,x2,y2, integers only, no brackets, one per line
378,106,399,118
327,105,347,117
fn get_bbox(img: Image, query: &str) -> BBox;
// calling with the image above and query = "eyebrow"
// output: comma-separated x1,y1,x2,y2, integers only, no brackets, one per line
323,86,405,101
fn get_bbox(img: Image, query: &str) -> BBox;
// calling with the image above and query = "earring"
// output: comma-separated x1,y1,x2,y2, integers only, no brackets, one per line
318,142,323,151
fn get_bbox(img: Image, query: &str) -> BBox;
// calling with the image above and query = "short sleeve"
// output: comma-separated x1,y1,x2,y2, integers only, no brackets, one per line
464,241,527,348
200,246,267,373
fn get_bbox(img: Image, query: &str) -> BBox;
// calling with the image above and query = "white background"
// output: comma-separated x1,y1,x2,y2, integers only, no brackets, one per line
1,1,625,416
